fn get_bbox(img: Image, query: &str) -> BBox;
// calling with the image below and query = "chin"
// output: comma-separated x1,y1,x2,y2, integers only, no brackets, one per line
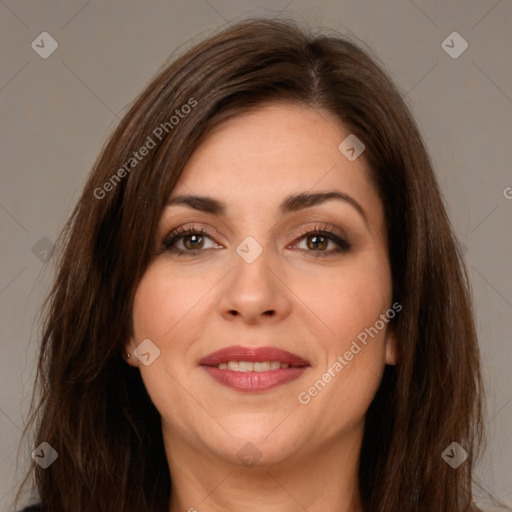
210,422,308,468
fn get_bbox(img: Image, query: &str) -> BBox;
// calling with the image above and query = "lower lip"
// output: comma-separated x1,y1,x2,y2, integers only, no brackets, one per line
201,366,308,392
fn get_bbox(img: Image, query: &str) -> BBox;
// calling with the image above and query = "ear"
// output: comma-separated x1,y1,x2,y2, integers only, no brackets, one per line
384,328,398,366
123,337,139,367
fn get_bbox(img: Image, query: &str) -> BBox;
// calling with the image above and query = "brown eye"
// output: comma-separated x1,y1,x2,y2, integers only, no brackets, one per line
161,226,221,256
306,234,329,251
183,234,205,250
292,228,351,257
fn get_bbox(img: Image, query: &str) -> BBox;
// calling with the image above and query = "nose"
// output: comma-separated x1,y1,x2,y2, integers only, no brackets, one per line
217,243,292,325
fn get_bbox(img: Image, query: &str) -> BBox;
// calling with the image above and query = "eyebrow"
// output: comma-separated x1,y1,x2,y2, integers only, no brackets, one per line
166,191,368,225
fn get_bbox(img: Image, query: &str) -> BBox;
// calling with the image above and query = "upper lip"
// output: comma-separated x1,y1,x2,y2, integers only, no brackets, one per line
199,345,310,367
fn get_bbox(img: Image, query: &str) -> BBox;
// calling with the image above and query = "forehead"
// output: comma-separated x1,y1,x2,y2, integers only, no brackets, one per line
171,102,382,221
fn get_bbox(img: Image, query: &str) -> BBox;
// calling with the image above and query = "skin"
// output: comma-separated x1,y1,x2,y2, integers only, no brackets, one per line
125,102,397,512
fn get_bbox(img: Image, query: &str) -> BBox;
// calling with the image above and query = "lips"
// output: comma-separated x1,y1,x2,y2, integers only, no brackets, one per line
199,345,310,392
199,345,310,367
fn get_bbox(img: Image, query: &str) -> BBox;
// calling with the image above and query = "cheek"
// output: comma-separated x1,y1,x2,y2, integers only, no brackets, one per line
291,259,391,428
130,264,208,430
132,262,212,340
291,257,392,345
133,271,173,338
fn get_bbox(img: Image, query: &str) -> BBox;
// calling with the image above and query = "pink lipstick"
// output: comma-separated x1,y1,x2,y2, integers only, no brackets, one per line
199,345,310,392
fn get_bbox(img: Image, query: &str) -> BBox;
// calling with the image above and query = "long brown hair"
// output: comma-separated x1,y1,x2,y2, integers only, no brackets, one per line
14,18,487,511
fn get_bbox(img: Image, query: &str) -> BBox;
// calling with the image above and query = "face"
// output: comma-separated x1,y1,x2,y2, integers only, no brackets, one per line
126,102,396,468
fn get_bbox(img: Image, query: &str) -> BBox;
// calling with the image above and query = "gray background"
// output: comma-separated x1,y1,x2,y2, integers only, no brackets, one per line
1,0,511,509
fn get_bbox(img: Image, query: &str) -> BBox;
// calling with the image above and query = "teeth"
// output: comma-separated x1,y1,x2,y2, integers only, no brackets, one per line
238,361,253,372
215,361,290,371
254,362,270,372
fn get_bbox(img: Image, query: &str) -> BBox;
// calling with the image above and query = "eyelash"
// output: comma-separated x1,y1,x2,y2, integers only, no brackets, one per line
161,224,351,258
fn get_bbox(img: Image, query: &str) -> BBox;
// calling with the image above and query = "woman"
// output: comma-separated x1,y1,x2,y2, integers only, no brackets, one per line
14,17,493,512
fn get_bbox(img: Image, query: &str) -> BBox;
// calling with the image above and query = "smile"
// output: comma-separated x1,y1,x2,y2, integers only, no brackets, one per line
199,345,310,392
215,361,291,371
